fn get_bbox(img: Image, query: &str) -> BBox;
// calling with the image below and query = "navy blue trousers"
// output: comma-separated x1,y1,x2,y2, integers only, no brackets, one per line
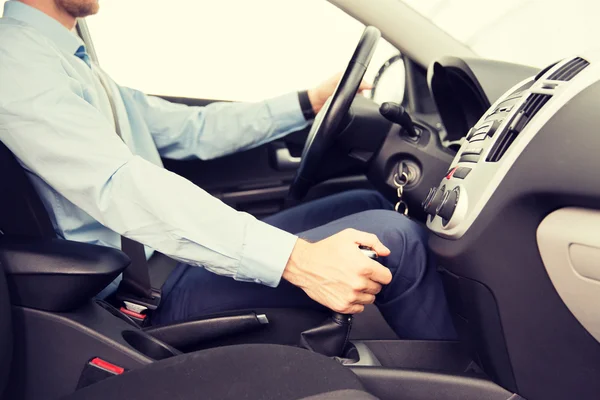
153,190,457,340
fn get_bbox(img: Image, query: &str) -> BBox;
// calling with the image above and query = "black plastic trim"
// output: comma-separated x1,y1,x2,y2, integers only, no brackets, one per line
357,340,472,373
428,57,539,141
1,238,129,312
351,367,514,400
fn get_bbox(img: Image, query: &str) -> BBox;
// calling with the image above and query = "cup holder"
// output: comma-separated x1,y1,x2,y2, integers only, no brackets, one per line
122,330,180,360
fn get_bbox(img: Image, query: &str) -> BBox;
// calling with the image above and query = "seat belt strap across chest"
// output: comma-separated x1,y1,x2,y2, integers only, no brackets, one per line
94,67,161,312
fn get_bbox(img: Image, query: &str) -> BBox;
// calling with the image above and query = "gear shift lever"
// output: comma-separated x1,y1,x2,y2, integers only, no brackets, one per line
300,247,378,358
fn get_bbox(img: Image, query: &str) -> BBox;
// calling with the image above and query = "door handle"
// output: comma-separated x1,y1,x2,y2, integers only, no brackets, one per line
274,147,301,170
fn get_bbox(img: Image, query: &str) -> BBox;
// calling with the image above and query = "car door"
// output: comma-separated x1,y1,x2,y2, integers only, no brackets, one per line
83,0,403,218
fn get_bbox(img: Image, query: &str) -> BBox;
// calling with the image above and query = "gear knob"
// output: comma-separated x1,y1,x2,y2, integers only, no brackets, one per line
300,246,379,357
332,247,378,322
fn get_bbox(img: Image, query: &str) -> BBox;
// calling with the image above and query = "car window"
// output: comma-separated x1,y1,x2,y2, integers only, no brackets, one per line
84,0,399,102
401,0,600,68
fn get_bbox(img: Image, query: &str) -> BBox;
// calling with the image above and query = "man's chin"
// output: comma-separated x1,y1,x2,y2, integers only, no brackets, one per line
58,0,100,18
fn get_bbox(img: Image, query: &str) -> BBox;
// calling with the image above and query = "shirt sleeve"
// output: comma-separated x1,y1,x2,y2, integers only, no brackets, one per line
121,87,309,160
0,30,297,287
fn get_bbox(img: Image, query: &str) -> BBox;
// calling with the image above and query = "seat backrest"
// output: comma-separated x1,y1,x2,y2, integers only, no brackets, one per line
0,261,12,399
0,141,55,238
0,141,57,399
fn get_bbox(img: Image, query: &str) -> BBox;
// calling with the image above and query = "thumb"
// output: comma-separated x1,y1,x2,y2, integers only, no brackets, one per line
344,229,390,256
358,80,373,92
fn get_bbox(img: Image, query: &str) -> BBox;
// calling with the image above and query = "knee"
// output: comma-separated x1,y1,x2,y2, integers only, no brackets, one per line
357,210,427,244
358,210,429,276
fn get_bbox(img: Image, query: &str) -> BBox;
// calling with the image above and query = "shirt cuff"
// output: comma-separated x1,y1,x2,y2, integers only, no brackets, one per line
265,91,309,134
236,218,298,287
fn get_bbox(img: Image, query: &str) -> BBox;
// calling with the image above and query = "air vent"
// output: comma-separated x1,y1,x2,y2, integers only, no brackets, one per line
548,57,589,81
486,93,551,162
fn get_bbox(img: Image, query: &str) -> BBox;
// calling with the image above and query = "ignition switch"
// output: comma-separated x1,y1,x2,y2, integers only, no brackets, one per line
394,161,420,187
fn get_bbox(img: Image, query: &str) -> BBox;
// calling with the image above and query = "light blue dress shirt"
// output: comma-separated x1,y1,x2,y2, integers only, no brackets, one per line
0,1,309,287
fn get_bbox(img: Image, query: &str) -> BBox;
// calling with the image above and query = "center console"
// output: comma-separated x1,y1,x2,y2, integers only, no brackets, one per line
426,51,600,400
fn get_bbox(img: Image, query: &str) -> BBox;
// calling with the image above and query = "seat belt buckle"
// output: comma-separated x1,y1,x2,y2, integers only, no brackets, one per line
116,287,161,325
76,357,125,390
117,288,161,311
120,302,148,323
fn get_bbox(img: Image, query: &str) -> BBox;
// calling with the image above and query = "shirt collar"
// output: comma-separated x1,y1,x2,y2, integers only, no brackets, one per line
2,1,85,55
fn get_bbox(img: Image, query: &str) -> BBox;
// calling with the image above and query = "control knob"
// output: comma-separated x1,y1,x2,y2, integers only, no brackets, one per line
437,187,460,223
422,186,445,216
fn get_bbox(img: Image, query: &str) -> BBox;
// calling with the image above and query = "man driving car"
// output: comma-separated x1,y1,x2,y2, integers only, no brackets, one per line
0,0,456,339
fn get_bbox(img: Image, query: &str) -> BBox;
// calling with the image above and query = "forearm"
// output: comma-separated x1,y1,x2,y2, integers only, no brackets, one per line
125,88,310,161
88,156,298,287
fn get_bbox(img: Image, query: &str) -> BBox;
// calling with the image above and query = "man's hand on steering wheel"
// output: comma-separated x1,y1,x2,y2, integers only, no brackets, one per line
308,72,373,114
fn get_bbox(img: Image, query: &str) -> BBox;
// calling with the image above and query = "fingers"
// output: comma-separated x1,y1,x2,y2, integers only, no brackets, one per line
352,291,376,305
346,304,365,314
360,278,383,295
366,261,393,285
349,275,382,295
343,228,391,256
337,302,367,314
332,286,377,314
358,80,373,92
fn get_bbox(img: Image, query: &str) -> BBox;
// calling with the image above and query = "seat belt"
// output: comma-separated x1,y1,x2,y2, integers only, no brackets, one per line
94,68,162,314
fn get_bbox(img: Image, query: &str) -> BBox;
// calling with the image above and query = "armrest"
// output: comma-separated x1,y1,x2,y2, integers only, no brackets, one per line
0,238,129,312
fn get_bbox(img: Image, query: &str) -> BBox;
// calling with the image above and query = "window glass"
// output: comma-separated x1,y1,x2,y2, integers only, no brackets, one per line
402,0,600,68
85,0,399,101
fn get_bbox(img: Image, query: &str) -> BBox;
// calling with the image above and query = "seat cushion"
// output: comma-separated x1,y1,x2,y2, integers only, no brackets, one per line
63,344,367,400
301,390,378,399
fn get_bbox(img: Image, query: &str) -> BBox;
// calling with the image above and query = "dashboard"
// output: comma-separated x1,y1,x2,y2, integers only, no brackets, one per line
426,56,592,238
424,50,600,400
428,57,539,142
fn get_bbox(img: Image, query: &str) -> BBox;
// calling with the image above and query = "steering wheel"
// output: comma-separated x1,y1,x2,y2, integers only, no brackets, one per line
288,26,381,200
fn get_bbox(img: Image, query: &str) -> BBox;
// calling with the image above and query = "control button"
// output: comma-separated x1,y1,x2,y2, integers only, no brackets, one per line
453,167,472,179
445,167,458,179
465,127,475,140
422,186,445,216
487,120,501,137
422,187,436,208
469,133,487,142
437,187,460,223
459,153,481,163
462,147,483,156
508,112,528,133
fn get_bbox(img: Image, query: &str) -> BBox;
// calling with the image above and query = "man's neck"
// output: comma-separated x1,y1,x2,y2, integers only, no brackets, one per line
18,0,76,30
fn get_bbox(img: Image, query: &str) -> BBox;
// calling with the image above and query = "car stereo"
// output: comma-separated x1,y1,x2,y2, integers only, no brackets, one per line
426,56,592,238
